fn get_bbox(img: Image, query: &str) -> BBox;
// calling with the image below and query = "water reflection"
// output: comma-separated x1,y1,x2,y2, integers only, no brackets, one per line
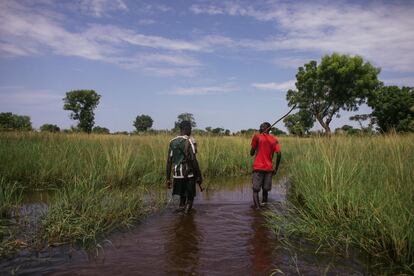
165,213,201,275
249,210,275,275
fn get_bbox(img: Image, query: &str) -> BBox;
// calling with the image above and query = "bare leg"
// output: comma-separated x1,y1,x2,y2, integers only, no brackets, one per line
262,190,268,203
253,191,261,210
178,196,186,211
185,196,194,213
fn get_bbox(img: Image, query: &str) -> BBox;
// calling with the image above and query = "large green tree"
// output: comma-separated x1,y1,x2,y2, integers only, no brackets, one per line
174,113,196,130
133,114,153,132
63,90,101,133
286,53,381,134
367,86,414,132
283,110,314,136
0,112,32,131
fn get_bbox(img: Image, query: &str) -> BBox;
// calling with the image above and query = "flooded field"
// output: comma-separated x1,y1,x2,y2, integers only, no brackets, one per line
1,177,367,275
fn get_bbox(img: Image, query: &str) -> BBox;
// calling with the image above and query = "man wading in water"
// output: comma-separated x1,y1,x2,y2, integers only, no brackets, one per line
166,121,203,213
250,122,281,210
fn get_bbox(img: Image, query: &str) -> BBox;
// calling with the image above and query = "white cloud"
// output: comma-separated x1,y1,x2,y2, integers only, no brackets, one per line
169,85,236,96
0,1,207,76
252,80,295,91
383,77,414,87
138,19,156,25
78,0,128,17
191,1,414,72
272,56,314,69
0,86,62,109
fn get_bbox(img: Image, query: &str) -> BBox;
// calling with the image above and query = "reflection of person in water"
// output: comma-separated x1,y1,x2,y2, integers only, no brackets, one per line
165,213,200,274
249,210,274,274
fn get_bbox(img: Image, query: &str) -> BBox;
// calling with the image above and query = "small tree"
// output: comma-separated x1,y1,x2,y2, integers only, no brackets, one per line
174,113,196,131
133,114,153,132
40,124,60,132
283,110,314,136
92,126,110,134
63,90,101,133
367,86,414,132
287,53,381,134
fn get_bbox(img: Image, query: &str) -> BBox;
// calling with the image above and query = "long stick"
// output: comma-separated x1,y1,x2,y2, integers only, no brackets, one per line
264,104,297,132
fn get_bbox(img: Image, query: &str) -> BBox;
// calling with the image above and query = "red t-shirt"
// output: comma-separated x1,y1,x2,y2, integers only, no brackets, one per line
251,133,281,171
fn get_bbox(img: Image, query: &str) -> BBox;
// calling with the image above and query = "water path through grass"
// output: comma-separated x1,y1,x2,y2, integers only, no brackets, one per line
1,177,366,275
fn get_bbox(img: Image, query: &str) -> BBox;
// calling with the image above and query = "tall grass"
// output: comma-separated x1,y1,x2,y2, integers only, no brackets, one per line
41,177,161,248
266,134,414,272
0,132,253,189
0,177,23,257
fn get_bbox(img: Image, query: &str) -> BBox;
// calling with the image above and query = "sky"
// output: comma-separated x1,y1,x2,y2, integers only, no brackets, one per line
0,0,413,132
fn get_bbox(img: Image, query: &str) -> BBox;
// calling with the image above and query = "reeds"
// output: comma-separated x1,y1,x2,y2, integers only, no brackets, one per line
266,134,414,272
41,177,158,248
0,132,253,189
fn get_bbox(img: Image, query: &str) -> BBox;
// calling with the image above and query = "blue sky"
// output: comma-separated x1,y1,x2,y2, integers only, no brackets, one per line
0,0,413,132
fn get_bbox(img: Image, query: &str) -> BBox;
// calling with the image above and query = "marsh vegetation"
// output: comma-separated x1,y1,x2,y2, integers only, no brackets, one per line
0,132,413,273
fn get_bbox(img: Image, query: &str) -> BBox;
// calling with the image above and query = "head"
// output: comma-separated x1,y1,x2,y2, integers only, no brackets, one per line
259,122,271,134
180,120,192,136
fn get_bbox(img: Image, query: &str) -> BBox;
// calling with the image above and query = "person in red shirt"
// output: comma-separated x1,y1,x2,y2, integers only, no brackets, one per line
250,122,282,209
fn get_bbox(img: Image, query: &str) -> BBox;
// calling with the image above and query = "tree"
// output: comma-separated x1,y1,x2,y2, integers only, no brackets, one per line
0,112,32,131
283,110,314,136
63,90,101,133
174,113,196,130
349,114,371,129
286,53,381,134
335,125,361,135
92,126,110,134
133,114,153,132
212,127,225,135
40,124,60,132
224,129,231,136
367,86,414,132
270,127,286,135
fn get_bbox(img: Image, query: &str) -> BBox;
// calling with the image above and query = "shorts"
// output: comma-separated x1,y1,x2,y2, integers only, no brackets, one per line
252,171,272,192
173,177,196,198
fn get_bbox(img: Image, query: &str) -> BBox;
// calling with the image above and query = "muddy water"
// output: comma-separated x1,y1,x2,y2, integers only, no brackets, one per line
1,178,365,275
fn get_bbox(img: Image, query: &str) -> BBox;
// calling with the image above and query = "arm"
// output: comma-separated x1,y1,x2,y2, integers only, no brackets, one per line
274,152,281,174
273,140,282,174
186,140,203,190
166,144,172,189
250,134,258,156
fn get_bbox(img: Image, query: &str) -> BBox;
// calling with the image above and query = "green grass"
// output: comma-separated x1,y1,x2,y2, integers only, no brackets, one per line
2,132,413,273
0,177,23,258
41,177,163,248
0,132,254,254
266,134,414,273
0,132,252,189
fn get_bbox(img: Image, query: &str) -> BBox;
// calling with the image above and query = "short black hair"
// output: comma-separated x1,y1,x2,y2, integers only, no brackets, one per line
179,120,192,131
259,122,271,133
